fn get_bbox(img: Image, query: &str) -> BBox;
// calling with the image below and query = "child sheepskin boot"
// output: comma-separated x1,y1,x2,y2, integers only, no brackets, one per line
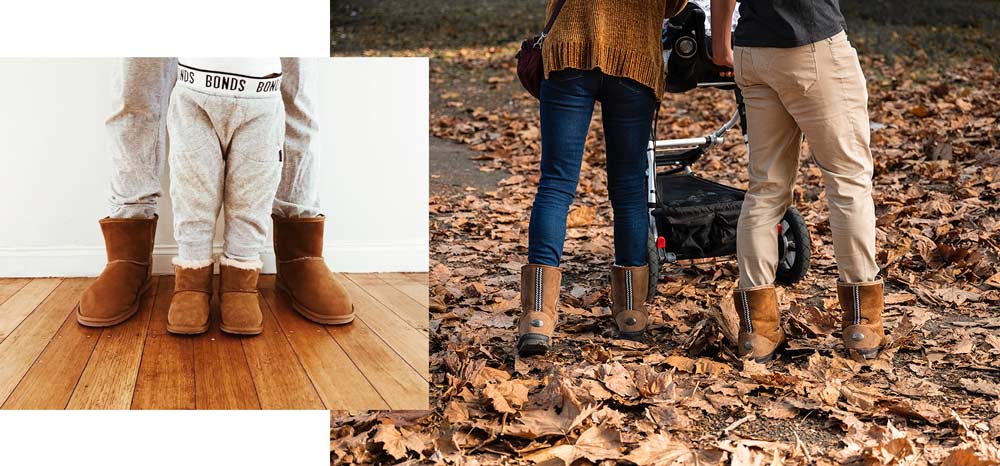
610,265,649,340
516,264,562,357
271,215,354,324
77,216,158,327
166,259,213,335
733,285,786,363
219,258,265,335
837,280,886,359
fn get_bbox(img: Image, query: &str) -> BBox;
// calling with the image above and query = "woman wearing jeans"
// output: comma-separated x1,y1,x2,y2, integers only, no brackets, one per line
517,0,688,357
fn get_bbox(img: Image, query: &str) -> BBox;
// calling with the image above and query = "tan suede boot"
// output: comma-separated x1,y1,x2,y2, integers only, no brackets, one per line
272,215,354,325
77,216,157,327
166,260,213,335
611,265,649,340
838,280,886,359
219,259,264,335
733,286,786,363
516,264,561,357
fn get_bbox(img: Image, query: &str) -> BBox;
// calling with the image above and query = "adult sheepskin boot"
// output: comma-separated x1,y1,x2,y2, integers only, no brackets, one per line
733,285,786,363
516,264,562,357
838,280,886,359
610,265,649,340
77,216,157,327
272,215,354,324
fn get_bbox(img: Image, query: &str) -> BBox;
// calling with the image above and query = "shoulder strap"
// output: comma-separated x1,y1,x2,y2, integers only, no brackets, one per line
542,0,568,36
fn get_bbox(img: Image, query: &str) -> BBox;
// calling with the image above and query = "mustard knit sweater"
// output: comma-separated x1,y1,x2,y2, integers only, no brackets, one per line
542,0,687,98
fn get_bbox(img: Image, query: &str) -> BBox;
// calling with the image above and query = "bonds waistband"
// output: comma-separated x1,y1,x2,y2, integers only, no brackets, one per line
176,63,282,98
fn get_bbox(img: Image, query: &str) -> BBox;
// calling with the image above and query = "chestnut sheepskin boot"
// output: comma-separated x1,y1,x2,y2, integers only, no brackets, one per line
733,285,786,363
610,265,649,340
272,215,354,324
219,258,264,335
166,259,213,335
516,264,561,357
838,280,886,359
77,216,158,327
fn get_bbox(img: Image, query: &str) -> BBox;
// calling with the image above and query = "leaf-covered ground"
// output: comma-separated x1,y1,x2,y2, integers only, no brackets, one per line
332,2,1000,464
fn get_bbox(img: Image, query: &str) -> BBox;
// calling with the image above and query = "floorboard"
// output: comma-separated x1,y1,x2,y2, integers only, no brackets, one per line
66,277,158,409
132,276,197,409
0,273,426,410
345,274,427,330
0,278,62,344
0,279,91,405
337,275,430,380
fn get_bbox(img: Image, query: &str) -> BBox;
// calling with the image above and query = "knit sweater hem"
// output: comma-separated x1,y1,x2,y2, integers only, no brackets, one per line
543,40,665,99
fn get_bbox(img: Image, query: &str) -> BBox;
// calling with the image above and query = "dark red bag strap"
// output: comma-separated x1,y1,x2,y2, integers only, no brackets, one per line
535,0,568,47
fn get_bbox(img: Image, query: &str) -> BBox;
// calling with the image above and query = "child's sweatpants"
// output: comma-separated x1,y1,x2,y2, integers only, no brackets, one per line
167,63,285,263
107,58,320,220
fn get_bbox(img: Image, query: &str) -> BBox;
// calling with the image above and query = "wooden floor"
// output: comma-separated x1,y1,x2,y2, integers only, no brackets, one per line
0,273,428,410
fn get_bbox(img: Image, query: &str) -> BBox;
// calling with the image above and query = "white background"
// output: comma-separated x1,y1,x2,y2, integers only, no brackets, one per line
0,58,429,276
0,410,329,465
0,0,329,57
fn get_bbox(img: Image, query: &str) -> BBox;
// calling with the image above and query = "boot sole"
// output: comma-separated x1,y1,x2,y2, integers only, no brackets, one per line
516,334,550,357
220,325,263,336
276,281,355,325
166,323,209,335
847,346,882,360
753,351,778,364
619,330,645,340
745,338,786,364
76,278,153,327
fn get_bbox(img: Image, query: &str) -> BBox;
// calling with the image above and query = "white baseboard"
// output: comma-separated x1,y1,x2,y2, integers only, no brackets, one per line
0,241,428,277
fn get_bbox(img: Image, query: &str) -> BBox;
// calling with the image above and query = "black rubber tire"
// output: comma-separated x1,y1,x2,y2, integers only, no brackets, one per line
646,223,661,301
774,207,811,285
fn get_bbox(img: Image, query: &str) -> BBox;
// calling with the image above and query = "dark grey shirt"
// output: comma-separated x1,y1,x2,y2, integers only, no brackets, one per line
734,0,847,48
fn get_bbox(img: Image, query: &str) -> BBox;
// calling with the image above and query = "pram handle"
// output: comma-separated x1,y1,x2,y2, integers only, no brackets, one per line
653,109,740,151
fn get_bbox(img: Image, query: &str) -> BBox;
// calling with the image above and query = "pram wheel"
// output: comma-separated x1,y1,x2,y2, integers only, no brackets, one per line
774,208,811,285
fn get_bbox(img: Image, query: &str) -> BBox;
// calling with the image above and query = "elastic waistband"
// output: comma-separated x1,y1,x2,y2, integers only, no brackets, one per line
176,64,281,98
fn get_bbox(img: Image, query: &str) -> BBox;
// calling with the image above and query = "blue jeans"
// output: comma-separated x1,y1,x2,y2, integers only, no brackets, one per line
527,68,657,267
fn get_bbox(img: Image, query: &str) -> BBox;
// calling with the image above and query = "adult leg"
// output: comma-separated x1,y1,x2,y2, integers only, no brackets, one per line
518,68,599,357
780,33,879,284
599,75,657,267
734,47,804,289
526,69,599,266
778,33,883,356
598,74,657,339
731,45,803,361
274,57,321,218
271,57,353,325
107,57,176,219
78,58,175,327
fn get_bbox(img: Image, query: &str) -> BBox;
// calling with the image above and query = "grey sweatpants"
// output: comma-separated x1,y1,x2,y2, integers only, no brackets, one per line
168,85,284,262
106,57,321,219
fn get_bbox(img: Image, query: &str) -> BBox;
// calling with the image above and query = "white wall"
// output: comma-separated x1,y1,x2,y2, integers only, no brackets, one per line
0,58,428,276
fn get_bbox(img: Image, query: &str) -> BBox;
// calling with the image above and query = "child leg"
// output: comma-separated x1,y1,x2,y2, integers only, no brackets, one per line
166,86,224,334
223,96,285,263
218,95,284,335
168,87,224,265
